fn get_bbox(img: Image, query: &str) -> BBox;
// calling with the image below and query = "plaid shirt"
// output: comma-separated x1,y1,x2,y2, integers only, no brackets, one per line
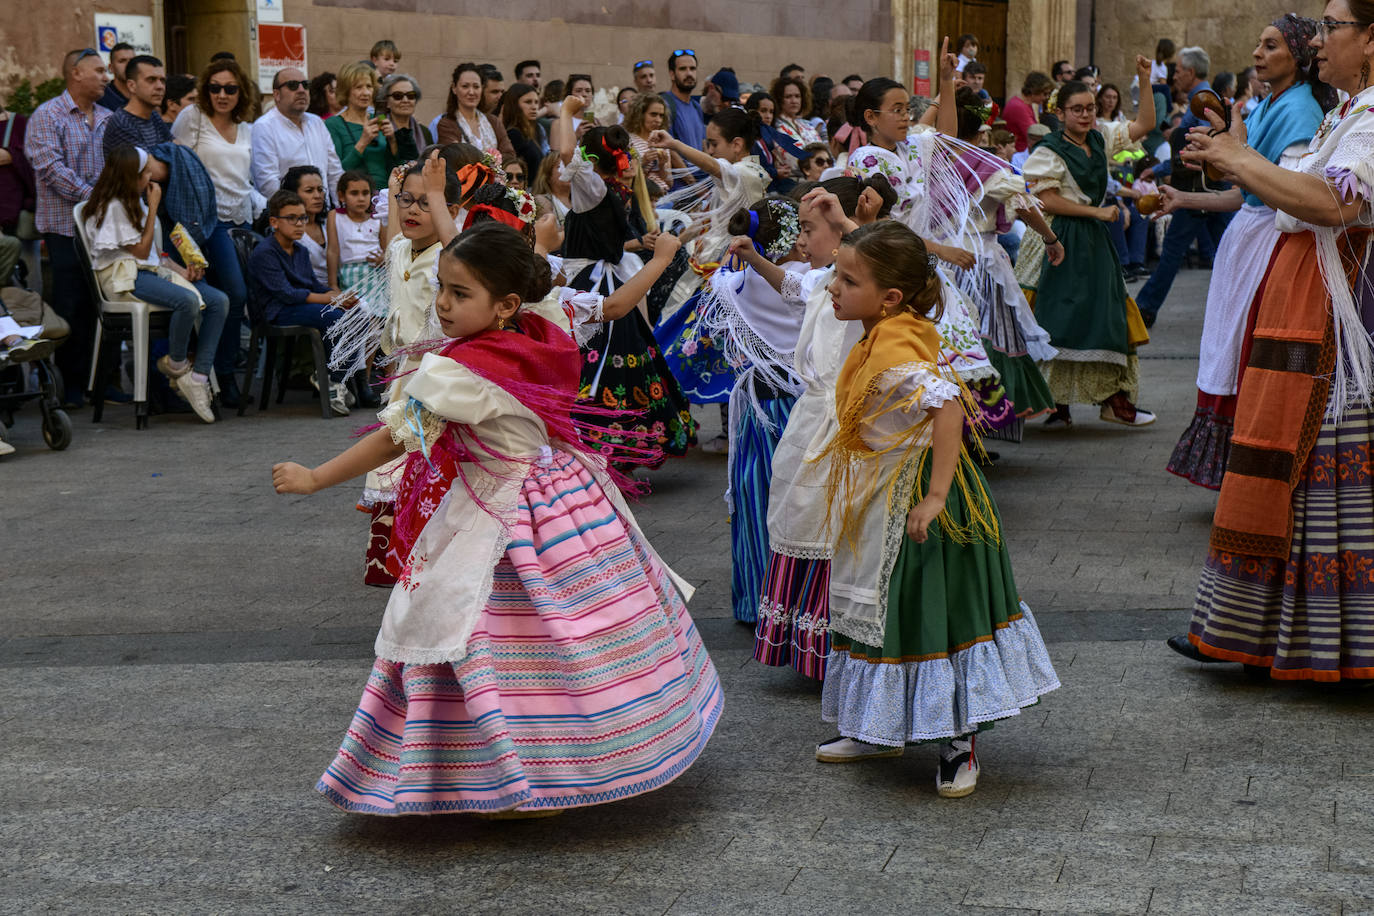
27,90,110,237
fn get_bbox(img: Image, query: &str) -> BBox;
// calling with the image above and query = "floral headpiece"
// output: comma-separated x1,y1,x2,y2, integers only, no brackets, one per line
504,185,537,226
744,199,801,262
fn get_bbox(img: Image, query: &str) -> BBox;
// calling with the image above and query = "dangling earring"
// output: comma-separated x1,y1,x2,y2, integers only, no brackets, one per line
497,315,509,331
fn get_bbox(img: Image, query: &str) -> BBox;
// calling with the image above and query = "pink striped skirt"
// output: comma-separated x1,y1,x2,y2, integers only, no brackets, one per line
318,450,723,815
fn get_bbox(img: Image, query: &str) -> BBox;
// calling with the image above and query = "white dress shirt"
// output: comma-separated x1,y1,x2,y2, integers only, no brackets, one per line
249,106,343,202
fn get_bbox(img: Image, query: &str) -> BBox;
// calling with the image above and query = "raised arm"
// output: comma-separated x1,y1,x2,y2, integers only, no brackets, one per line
1128,55,1156,143
558,96,583,165
648,130,722,179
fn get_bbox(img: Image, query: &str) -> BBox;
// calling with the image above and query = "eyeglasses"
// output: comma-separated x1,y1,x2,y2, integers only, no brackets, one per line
1316,17,1369,38
274,214,309,225
388,90,418,101
207,83,240,95
394,191,431,211
634,59,653,70
276,79,307,92
1063,104,1096,116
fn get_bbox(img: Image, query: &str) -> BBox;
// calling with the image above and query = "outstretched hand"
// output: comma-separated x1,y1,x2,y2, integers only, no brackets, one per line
272,461,318,495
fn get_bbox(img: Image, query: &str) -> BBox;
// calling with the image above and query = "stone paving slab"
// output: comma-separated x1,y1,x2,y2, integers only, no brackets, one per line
5,268,1374,913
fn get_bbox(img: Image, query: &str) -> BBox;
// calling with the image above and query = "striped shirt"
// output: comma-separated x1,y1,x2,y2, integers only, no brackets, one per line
27,90,110,237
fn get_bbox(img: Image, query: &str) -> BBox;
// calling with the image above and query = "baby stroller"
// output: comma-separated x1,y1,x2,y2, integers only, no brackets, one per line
0,263,73,450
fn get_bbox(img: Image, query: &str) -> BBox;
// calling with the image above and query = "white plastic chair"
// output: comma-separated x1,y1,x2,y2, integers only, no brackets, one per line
72,202,218,429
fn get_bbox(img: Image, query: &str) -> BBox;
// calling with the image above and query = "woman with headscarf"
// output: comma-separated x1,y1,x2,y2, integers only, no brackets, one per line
1171,0,1374,681
1164,15,1332,491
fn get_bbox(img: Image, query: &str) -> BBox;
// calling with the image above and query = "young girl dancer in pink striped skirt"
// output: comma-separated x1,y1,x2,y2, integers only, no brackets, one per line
273,222,723,816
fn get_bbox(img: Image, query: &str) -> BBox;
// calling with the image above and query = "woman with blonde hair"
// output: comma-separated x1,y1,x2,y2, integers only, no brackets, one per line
623,93,685,193
325,60,393,190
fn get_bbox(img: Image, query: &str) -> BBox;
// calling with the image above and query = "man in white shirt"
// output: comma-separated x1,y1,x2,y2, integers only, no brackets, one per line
250,68,342,202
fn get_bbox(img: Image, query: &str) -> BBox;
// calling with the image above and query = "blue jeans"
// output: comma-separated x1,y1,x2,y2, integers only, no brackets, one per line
271,302,347,382
132,269,229,375
997,230,1021,264
1135,209,1234,317
202,222,250,376
1108,201,1148,268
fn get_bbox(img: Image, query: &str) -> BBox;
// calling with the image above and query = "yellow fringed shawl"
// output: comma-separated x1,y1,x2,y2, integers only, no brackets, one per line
820,310,1001,556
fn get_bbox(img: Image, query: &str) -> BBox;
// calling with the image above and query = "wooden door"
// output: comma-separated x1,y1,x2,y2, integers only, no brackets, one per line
938,0,1009,102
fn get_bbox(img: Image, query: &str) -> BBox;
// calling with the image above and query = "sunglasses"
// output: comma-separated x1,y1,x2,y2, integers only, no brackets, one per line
634,59,653,70
809,157,833,167
75,48,102,64
669,49,696,61
504,171,527,184
388,90,418,101
276,79,307,92
207,83,240,95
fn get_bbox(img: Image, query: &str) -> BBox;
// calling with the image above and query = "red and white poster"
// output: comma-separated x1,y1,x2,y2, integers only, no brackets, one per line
257,23,307,92
912,49,931,98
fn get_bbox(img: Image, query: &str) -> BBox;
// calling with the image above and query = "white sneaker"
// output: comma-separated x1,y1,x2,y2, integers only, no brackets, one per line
815,736,904,763
174,373,216,424
936,735,980,798
0,438,14,457
328,382,351,416
1098,402,1156,427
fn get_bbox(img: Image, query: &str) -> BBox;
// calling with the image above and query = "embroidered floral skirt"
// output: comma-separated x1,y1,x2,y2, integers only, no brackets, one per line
729,394,795,624
317,450,724,814
821,455,1060,745
754,553,831,681
654,288,738,405
577,310,698,467
1167,392,1236,490
1190,404,1374,680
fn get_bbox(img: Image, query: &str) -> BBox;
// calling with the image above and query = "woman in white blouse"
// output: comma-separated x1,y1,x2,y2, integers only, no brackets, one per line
172,58,264,406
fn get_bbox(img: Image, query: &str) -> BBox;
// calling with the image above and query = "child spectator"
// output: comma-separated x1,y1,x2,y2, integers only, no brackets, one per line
326,170,385,291
83,145,228,423
370,40,400,78
955,34,979,73
248,189,356,414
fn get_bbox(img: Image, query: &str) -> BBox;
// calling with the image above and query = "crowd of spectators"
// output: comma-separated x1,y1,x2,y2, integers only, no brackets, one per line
0,30,1243,440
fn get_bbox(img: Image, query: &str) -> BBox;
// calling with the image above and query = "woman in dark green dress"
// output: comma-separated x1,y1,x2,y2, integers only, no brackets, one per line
1022,61,1158,429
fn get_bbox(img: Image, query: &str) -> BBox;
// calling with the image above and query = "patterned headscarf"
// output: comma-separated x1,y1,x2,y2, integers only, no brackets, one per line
1274,13,1320,70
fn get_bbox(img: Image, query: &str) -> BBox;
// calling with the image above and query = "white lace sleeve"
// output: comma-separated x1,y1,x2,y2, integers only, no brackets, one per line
558,151,608,213
780,270,806,309
859,363,963,451
379,396,445,453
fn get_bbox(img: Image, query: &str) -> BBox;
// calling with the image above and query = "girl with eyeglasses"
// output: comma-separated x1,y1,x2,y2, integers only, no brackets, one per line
1022,57,1158,430
846,66,1016,438
170,57,259,406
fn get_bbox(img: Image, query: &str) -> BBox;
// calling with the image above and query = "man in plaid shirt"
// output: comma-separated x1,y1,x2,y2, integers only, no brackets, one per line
27,49,112,407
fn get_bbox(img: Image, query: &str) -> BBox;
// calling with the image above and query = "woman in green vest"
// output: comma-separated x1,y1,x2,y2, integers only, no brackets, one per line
1022,58,1157,429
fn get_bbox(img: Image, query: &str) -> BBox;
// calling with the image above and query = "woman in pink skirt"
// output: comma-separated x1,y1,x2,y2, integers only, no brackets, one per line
273,222,723,816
